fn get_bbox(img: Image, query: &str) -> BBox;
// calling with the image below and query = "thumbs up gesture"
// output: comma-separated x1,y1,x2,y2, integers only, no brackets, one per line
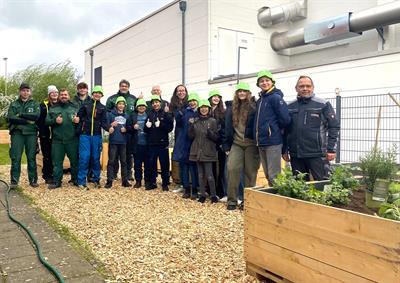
146,119,152,128
72,113,79,124
155,118,160,127
56,114,63,124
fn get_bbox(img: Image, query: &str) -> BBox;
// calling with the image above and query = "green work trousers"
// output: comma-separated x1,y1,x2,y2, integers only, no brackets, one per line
227,143,260,206
10,132,37,184
52,141,78,184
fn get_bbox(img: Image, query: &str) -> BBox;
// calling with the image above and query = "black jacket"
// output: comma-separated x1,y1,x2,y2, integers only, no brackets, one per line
143,109,173,147
285,94,340,158
37,99,52,138
222,100,256,152
77,99,108,136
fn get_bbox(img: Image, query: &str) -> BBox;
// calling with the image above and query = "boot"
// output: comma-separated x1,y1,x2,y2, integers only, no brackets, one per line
105,180,113,189
134,180,142,188
191,187,198,200
182,187,191,199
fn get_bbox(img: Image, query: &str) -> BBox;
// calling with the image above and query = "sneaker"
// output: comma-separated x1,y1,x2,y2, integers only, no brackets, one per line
94,182,101,189
48,182,61,189
219,196,228,203
105,181,112,189
122,181,131,187
9,181,18,189
239,202,244,210
238,199,243,205
134,181,142,188
210,196,219,203
78,185,88,190
190,188,198,200
227,204,237,210
145,182,153,190
162,185,169,191
44,178,53,184
29,182,39,188
198,196,206,203
172,185,184,193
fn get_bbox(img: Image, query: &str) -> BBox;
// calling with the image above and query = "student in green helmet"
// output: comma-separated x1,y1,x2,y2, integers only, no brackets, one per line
7,83,40,188
45,88,80,189
188,99,219,203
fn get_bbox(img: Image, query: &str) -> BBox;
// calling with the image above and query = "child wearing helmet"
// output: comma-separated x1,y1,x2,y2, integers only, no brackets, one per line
129,98,150,188
76,85,109,189
188,99,219,203
144,95,174,191
172,92,200,199
223,82,260,210
105,96,131,188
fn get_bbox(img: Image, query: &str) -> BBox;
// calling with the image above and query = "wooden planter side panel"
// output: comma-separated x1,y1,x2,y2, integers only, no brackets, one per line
244,188,400,283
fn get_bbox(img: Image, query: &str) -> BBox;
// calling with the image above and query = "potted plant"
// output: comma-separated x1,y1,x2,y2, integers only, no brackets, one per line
359,146,398,208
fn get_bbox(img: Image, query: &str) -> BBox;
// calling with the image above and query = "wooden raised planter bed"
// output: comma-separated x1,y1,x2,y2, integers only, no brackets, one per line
244,187,400,283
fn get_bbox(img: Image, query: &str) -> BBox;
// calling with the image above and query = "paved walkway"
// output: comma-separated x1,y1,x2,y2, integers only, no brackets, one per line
0,185,106,283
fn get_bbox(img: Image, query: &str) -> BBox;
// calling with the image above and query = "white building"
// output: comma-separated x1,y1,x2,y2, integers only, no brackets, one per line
84,0,400,101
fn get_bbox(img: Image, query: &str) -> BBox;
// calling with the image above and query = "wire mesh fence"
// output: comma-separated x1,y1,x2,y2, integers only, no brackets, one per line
326,93,399,164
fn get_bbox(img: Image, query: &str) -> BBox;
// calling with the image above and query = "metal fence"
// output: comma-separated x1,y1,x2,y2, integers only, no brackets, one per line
325,92,400,164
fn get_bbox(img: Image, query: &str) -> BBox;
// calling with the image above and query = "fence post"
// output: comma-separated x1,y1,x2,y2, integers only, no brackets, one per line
335,88,341,163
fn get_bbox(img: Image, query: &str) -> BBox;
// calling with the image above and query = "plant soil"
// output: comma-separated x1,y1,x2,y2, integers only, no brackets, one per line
335,188,379,216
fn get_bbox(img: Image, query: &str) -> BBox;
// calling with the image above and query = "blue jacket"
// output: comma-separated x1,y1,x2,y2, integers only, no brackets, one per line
254,87,291,147
107,109,128,144
172,107,198,162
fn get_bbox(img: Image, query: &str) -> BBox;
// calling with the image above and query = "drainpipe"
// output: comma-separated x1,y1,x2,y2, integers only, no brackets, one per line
270,1,400,51
179,1,187,85
89,49,94,90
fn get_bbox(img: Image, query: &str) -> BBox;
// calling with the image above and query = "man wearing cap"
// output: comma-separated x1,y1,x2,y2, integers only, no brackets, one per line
73,82,91,109
7,83,40,188
45,89,80,189
76,85,109,189
144,95,174,191
106,79,137,181
283,76,340,180
146,85,169,111
36,85,59,184
254,70,291,186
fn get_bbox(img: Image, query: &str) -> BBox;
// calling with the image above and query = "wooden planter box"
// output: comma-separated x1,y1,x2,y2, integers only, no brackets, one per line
244,187,400,283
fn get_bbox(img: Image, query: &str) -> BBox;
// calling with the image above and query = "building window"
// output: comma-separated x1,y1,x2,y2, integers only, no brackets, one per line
94,66,102,86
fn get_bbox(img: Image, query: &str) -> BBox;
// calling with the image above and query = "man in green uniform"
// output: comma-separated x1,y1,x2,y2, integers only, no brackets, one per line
7,83,40,188
72,82,91,109
45,89,80,189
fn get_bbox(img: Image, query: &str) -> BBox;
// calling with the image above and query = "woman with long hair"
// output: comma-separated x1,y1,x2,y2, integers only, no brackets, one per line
222,83,260,210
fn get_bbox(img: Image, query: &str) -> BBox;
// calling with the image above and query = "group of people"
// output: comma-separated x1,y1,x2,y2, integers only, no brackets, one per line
7,70,340,210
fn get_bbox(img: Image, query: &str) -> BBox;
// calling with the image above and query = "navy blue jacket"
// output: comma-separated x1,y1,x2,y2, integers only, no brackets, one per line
143,109,173,147
254,87,291,147
172,107,198,162
222,100,256,152
107,109,129,144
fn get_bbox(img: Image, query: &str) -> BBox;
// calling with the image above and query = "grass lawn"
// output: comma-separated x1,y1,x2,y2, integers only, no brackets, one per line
0,144,27,165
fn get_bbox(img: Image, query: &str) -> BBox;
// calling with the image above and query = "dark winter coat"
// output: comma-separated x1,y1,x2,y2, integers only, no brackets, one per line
188,115,218,162
45,101,79,144
37,99,53,138
143,109,173,147
7,97,40,135
172,107,198,162
254,87,291,147
106,91,137,115
72,93,91,109
285,93,340,158
77,99,108,136
222,100,256,152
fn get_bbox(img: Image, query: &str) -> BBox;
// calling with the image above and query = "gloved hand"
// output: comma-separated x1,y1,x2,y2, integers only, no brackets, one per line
146,119,152,128
155,118,160,127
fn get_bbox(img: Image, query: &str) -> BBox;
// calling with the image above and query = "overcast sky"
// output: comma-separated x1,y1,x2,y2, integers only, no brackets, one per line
0,0,171,76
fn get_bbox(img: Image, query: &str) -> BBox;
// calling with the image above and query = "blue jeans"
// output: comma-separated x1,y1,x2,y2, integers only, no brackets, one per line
134,144,150,182
77,135,102,185
148,145,170,186
180,161,199,189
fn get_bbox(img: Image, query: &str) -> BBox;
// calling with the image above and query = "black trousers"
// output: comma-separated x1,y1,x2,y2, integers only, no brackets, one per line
39,136,53,181
212,147,226,198
290,156,330,181
107,144,127,183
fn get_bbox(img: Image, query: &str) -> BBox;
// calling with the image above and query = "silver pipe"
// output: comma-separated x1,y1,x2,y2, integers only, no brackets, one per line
270,0,400,51
258,0,307,28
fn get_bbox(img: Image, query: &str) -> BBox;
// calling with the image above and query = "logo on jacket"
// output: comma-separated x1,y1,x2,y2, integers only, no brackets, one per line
27,108,34,113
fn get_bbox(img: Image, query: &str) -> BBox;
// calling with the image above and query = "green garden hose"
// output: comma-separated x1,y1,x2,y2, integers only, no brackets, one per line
1,180,65,283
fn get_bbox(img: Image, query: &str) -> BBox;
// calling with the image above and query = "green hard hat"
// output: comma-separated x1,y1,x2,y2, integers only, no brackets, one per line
150,95,161,102
208,89,221,98
136,98,147,108
198,99,211,108
187,92,199,102
256,70,275,85
115,96,126,104
236,82,251,91
92,85,103,95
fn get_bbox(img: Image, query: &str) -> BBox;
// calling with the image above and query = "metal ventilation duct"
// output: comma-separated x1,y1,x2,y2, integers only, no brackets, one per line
270,0,400,51
257,0,307,28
